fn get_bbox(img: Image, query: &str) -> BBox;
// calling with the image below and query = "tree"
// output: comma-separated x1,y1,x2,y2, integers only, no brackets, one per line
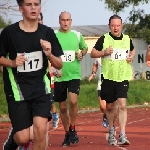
0,0,16,28
0,0,18,15
100,0,150,43
124,8,150,43
0,16,11,28
100,0,149,14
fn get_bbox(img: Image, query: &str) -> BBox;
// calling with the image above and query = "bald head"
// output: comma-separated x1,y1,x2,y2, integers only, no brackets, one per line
59,11,71,20
59,11,72,33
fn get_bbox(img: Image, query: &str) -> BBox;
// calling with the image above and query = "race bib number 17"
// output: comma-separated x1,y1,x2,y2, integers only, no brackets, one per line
17,51,43,72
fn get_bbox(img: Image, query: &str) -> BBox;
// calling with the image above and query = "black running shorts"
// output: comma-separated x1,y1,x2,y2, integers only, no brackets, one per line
98,90,101,97
54,79,80,102
8,94,52,133
100,79,129,103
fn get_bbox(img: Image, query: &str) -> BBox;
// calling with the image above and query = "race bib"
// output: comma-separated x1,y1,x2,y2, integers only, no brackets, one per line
111,49,129,60
61,51,75,62
17,51,43,72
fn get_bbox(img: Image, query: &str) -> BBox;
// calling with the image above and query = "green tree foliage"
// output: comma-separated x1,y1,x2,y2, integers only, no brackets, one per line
100,0,149,14
124,9,150,43
0,15,11,28
100,0,150,43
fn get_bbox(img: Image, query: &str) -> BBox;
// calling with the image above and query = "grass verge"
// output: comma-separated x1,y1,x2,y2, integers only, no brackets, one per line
0,73,150,116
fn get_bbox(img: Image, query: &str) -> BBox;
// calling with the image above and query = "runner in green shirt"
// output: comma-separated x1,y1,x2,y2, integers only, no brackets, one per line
54,11,88,147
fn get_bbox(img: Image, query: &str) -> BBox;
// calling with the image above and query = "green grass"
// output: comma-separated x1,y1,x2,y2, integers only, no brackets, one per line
128,80,150,105
78,83,98,109
0,72,150,116
78,79,150,109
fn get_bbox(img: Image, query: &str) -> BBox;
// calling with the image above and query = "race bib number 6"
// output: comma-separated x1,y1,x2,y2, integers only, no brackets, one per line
61,51,75,62
17,51,43,72
111,49,129,60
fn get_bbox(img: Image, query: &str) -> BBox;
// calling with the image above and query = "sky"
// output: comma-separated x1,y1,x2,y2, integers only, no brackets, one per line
2,0,150,27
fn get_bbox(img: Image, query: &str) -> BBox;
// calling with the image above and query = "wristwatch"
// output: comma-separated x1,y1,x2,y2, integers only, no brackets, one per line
81,52,84,57
55,69,58,76
92,71,96,74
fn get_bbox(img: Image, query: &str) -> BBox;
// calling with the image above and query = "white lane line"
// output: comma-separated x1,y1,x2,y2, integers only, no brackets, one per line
50,112,150,150
116,145,128,150
127,117,150,125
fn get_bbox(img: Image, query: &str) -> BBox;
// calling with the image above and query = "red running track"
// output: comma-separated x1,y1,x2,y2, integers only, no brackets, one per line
0,107,150,150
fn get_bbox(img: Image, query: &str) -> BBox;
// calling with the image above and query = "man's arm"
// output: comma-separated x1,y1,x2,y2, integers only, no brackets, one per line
0,29,14,68
76,48,88,61
79,33,88,55
0,53,28,68
130,49,136,58
53,68,62,78
126,49,135,63
48,55,63,70
40,28,63,70
80,48,88,56
126,39,136,63
145,44,150,65
88,60,98,81
90,35,109,58
146,44,150,59
91,46,114,58
49,63,62,78
44,28,64,70
91,48,104,58
0,56,15,68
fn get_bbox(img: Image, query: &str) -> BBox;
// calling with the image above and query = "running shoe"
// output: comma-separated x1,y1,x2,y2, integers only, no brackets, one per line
108,129,117,145
52,113,59,129
118,133,130,145
102,118,109,128
18,142,30,150
69,126,79,144
62,134,70,147
3,127,18,150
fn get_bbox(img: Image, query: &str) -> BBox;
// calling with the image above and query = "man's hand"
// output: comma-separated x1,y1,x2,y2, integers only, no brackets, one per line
126,54,133,63
13,52,27,67
40,39,51,57
146,48,150,67
104,46,113,56
49,66,56,74
76,52,83,61
89,72,96,81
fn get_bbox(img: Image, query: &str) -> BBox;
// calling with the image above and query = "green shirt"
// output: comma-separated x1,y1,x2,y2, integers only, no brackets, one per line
55,30,88,82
